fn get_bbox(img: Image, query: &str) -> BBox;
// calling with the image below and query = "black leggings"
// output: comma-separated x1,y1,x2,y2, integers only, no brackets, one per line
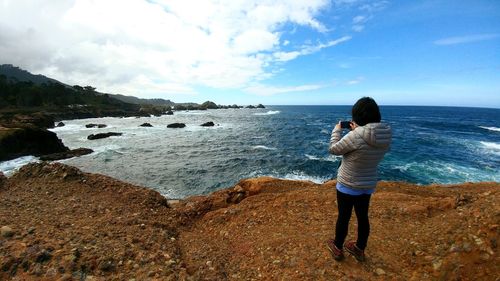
334,190,371,250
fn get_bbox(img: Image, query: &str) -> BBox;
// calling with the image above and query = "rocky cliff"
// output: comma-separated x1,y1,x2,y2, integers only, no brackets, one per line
0,163,498,280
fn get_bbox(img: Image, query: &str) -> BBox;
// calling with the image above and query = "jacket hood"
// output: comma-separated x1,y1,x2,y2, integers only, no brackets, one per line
354,122,392,148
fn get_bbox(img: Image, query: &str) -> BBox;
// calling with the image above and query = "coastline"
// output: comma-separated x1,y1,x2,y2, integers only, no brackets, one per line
1,162,498,280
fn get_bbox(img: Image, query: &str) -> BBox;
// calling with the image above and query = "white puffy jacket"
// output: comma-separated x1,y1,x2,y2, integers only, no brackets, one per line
329,122,392,190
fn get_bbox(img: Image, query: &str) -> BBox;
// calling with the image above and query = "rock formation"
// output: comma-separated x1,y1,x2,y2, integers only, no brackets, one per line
200,121,215,127
167,123,186,128
87,132,123,140
0,127,68,161
85,124,107,128
39,148,94,161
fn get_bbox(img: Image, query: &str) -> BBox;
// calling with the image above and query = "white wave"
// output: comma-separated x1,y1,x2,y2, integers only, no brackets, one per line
247,170,329,184
49,124,82,132
281,172,329,184
305,154,320,160
306,154,340,162
252,145,276,150
324,155,341,162
254,110,280,116
175,111,209,115
481,141,500,151
0,156,39,176
392,160,499,183
479,126,500,132
93,144,123,154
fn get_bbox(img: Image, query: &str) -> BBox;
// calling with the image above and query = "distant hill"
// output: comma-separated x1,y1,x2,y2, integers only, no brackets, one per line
0,64,61,85
0,65,148,119
0,64,175,107
0,65,262,115
108,93,175,107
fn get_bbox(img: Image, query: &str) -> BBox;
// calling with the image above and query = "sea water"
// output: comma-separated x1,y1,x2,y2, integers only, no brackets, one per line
1,106,499,198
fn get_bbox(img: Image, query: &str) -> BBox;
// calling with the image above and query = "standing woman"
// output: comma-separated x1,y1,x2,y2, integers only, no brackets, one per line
326,97,392,262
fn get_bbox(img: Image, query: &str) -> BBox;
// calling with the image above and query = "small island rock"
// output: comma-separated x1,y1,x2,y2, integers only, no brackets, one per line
87,132,123,140
167,123,186,128
140,123,153,127
201,122,215,127
85,124,107,128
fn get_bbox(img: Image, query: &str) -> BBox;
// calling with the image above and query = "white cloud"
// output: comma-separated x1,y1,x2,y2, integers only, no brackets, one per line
272,35,351,62
352,15,367,24
352,25,365,32
359,1,389,13
245,83,324,96
0,0,355,99
274,51,302,62
347,76,364,85
434,34,500,45
351,14,372,32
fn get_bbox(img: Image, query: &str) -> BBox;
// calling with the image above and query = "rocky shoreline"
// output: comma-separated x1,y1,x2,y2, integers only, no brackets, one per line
0,162,498,280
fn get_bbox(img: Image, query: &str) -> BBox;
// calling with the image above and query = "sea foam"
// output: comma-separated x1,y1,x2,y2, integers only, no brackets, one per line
0,156,39,176
281,171,330,184
479,126,500,132
480,141,500,152
254,110,280,116
252,145,277,150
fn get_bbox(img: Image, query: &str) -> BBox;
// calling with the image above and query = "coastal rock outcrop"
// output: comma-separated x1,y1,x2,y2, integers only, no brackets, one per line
56,122,65,127
87,132,123,140
140,123,153,127
85,123,107,128
167,123,186,128
200,121,215,127
0,113,55,129
1,162,498,280
0,126,68,161
39,148,94,161
166,110,174,115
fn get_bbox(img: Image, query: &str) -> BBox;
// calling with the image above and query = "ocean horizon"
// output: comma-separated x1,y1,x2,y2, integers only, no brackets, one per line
1,105,499,198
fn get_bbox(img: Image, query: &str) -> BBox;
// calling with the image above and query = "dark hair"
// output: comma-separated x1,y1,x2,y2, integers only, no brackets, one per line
351,97,381,126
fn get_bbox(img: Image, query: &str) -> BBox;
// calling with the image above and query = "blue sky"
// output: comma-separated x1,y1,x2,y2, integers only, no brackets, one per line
0,0,499,107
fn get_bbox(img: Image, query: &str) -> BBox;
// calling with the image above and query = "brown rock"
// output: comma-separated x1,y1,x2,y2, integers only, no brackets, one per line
1,226,14,237
40,148,93,161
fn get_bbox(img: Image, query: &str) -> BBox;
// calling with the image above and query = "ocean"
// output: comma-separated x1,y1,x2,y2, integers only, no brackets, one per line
1,106,499,198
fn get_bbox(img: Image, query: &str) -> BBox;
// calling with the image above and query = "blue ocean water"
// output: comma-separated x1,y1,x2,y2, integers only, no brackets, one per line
1,106,499,198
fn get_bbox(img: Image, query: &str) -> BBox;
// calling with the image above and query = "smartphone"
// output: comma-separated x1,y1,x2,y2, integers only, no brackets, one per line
340,121,351,129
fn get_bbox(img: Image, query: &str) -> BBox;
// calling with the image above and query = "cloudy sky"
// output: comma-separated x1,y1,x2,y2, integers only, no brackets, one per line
0,0,499,107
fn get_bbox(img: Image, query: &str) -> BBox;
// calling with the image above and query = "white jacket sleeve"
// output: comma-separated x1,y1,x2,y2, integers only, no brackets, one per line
329,128,358,155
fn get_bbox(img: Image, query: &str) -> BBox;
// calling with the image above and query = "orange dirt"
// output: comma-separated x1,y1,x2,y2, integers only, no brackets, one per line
0,163,498,280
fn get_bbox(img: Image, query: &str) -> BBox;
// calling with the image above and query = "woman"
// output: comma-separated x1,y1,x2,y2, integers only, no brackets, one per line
326,97,392,262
